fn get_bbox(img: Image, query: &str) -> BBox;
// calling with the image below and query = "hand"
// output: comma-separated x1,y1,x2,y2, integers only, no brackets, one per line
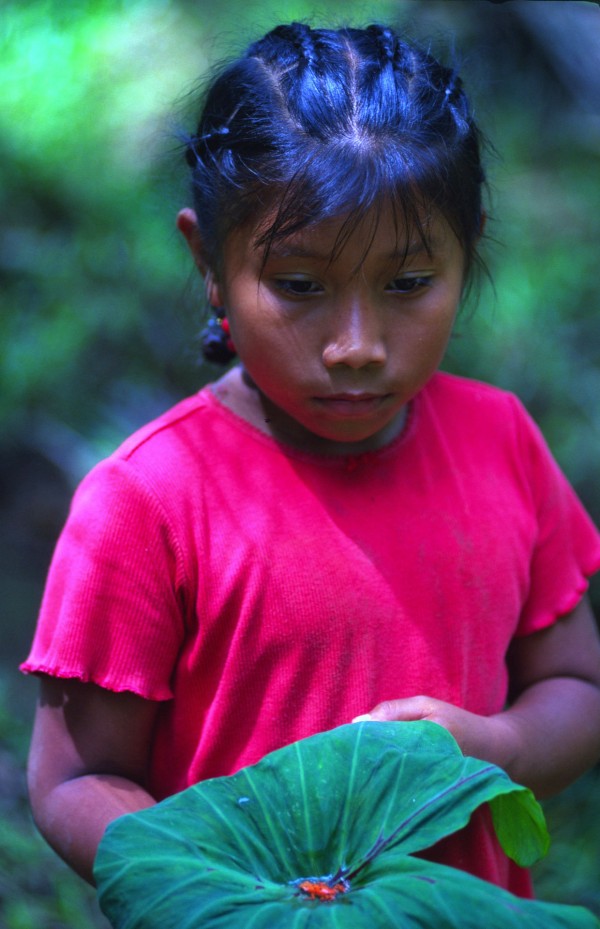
353,696,518,770
352,600,600,798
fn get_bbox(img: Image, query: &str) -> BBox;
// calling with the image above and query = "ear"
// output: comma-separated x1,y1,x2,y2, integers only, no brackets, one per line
176,208,223,307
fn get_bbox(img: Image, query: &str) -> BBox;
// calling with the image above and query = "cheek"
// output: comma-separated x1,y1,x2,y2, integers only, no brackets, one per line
393,307,457,375
426,293,460,341
399,305,456,348
226,313,292,381
229,303,314,363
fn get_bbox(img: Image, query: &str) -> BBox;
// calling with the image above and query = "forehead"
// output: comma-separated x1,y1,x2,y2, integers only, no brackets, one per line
239,203,457,268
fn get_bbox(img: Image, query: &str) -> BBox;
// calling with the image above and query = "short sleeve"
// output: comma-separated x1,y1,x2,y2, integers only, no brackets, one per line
510,395,600,636
20,458,189,699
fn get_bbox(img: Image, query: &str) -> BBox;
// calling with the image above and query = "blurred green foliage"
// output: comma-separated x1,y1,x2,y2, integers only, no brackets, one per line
1,0,599,924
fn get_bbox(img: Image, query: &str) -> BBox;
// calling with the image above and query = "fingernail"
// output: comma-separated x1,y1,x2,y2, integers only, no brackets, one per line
352,714,373,723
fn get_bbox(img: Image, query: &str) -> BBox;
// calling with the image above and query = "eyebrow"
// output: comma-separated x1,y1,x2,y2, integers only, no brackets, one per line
265,240,438,261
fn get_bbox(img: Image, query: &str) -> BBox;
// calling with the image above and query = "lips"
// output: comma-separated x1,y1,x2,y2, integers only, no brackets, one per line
314,393,391,416
323,393,383,401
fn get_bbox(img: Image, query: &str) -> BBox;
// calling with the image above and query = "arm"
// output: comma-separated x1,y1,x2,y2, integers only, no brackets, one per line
355,596,600,799
27,677,160,885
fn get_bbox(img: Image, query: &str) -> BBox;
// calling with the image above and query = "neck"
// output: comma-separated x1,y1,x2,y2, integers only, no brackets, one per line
210,365,408,457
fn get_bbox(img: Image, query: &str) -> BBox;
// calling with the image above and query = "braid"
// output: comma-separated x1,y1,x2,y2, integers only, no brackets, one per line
366,24,397,67
275,22,318,67
246,23,349,142
440,66,471,137
184,125,230,167
444,68,463,104
249,22,319,70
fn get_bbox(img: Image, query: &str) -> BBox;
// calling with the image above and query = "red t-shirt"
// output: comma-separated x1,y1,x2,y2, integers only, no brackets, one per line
21,373,600,895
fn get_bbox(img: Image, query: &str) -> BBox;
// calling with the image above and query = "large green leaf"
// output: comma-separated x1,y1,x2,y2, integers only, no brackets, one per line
94,721,599,928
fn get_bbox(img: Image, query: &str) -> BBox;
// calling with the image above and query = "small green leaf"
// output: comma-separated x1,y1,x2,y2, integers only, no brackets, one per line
94,721,600,928
490,788,551,867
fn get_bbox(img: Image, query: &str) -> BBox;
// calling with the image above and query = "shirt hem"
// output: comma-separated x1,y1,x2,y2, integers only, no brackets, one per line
18,662,173,701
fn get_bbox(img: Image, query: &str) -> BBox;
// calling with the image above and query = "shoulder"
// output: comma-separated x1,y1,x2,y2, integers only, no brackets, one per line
419,372,555,471
424,371,522,413
69,389,225,518
423,371,537,435
421,373,581,503
102,386,243,480
115,389,215,462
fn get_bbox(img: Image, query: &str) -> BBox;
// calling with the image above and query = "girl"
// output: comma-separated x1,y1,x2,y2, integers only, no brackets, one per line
21,22,600,897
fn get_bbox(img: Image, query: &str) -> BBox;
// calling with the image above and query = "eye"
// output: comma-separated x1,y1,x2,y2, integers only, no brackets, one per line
387,275,433,294
274,278,323,297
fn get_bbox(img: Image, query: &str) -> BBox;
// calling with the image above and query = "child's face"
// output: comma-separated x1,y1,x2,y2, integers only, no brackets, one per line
213,205,465,454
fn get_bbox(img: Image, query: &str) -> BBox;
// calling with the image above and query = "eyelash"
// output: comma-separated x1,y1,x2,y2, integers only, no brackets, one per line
275,279,321,296
274,276,433,297
387,276,433,294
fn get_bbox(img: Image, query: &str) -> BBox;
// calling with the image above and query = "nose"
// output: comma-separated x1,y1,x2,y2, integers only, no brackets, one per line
321,296,386,369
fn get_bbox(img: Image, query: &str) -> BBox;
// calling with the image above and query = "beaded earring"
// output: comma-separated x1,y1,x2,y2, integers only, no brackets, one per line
200,309,237,364
200,270,237,364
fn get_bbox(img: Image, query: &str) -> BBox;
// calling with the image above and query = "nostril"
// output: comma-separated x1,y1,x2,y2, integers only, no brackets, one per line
322,339,386,369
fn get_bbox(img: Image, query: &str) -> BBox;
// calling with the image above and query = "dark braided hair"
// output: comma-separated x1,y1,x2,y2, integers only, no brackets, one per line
184,22,486,292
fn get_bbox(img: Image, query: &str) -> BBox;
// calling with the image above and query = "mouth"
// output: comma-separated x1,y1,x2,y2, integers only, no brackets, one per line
313,392,392,416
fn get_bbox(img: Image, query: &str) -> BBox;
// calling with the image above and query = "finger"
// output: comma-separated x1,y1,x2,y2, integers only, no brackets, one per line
353,698,429,723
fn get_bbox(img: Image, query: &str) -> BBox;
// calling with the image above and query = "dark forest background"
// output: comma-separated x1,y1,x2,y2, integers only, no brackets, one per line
1,1,599,925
